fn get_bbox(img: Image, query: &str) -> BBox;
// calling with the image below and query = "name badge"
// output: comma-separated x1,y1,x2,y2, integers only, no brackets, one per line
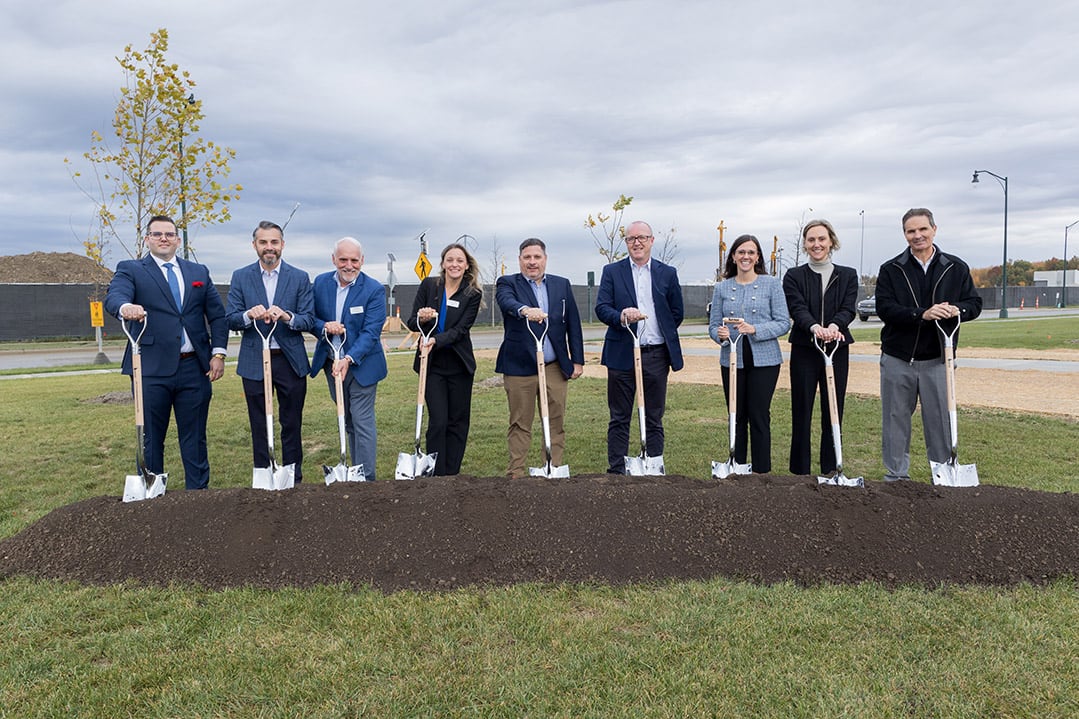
447,299,460,308
349,305,364,314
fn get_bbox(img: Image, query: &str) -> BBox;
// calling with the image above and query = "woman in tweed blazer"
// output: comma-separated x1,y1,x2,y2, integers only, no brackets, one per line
708,234,790,473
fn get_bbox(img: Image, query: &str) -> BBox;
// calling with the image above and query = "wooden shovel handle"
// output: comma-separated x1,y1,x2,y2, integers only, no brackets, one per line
263,346,274,417
131,353,145,427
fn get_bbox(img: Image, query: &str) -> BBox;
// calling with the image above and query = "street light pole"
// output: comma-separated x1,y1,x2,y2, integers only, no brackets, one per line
179,93,195,260
858,209,865,284
972,170,1009,318
1064,220,1079,308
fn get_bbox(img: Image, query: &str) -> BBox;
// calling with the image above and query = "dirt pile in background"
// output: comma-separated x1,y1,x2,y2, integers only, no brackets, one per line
0,252,113,284
1,474,1076,592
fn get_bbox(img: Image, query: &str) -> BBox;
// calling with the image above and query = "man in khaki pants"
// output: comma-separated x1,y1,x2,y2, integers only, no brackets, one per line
495,238,585,478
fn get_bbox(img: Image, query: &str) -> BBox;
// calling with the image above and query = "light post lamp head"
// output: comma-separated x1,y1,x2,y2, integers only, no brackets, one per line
971,172,980,184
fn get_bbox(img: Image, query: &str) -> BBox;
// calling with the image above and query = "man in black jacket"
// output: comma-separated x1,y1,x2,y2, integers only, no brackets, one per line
875,208,982,482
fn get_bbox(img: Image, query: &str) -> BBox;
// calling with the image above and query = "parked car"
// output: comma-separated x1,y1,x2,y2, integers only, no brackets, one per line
857,296,876,322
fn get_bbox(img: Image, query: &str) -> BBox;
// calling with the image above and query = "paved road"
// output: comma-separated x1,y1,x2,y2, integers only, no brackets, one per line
3,312,1078,374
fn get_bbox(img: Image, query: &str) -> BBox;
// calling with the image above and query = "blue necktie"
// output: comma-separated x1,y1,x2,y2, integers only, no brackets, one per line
163,262,182,310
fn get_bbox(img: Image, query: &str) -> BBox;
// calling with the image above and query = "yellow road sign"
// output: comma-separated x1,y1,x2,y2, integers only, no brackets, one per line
414,252,432,280
89,301,105,328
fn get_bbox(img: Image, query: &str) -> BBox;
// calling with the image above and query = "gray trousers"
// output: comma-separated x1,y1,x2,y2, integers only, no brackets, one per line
327,373,378,479
880,353,951,481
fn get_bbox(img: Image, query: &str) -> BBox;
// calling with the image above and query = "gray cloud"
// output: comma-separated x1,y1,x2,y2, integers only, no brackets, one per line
2,0,1078,288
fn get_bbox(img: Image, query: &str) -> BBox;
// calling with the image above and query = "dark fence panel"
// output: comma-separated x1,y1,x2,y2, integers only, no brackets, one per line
8,281,1061,342
0,284,228,342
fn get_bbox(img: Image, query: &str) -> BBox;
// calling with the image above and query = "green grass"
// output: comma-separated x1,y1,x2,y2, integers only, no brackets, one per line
850,315,1079,350
1,341,1077,717
2,578,1076,717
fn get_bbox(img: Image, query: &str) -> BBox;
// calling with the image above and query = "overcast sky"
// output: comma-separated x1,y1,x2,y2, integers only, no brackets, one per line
4,0,1079,287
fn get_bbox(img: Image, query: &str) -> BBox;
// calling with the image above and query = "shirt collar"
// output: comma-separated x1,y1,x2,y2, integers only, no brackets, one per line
912,246,937,271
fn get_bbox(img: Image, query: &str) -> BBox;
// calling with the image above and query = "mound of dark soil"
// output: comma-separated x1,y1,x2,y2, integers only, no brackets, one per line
0,251,113,284
1,475,1076,592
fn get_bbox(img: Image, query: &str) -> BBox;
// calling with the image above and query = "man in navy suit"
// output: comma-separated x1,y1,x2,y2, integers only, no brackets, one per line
310,237,388,478
595,220,684,474
105,215,229,489
495,238,585,478
226,221,315,482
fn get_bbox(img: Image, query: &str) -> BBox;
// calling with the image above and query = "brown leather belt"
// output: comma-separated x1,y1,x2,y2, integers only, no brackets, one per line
269,349,284,355
179,352,197,359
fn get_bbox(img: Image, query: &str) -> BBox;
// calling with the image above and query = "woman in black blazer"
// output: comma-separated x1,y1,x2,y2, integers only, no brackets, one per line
406,242,483,475
782,219,859,476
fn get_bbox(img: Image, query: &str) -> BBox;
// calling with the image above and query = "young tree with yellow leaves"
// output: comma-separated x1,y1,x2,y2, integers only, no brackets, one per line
66,28,241,261
584,194,633,264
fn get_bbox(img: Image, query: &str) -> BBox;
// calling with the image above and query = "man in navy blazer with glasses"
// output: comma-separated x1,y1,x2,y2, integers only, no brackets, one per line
105,214,228,490
594,220,684,474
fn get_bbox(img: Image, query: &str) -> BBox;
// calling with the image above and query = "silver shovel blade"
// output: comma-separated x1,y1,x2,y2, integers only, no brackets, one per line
323,464,346,485
817,472,865,488
123,472,168,502
146,473,168,498
711,460,752,479
395,451,437,480
625,453,665,476
273,464,296,490
252,467,274,491
253,463,296,491
931,459,979,487
325,463,368,484
123,475,146,502
529,463,570,478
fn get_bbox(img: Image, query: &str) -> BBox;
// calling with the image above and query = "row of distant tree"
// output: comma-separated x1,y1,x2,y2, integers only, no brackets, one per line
969,258,1077,288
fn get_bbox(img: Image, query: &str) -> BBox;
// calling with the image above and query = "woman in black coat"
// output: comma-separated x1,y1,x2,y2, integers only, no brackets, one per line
406,242,483,475
782,219,859,476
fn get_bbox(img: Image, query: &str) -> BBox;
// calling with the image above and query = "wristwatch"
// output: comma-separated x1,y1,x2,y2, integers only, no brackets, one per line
212,353,226,360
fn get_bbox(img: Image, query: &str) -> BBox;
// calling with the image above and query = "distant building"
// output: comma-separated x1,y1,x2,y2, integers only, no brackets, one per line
1032,270,1079,286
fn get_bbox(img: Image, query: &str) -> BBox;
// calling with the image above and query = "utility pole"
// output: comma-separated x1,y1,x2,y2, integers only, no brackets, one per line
716,220,727,281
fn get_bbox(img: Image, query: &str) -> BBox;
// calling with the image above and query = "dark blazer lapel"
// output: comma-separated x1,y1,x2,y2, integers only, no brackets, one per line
344,273,372,324
142,255,175,309
515,273,532,306
549,277,566,324
177,257,210,312
317,273,336,319
649,261,664,305
617,260,636,305
276,262,298,305
248,264,269,308
443,285,463,328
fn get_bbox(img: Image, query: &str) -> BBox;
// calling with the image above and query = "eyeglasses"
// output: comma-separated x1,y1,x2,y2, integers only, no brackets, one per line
147,231,178,239
625,234,653,245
